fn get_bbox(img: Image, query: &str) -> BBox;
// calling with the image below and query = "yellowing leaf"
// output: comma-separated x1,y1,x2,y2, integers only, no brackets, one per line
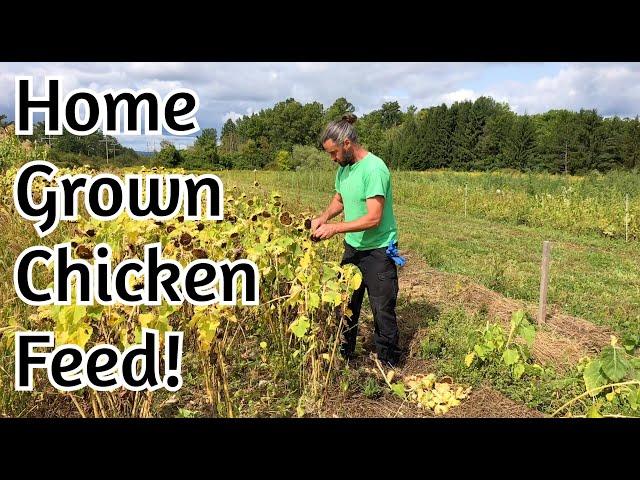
512,363,525,379
290,316,310,339
300,253,311,269
72,306,86,323
332,291,343,307
308,292,320,310
586,402,603,418
350,271,362,291
386,370,395,383
465,352,476,367
139,313,155,328
71,326,93,349
390,382,405,398
434,404,448,415
502,348,520,366
289,284,303,302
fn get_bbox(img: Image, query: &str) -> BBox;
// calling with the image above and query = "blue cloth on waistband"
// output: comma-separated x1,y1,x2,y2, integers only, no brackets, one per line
385,241,406,267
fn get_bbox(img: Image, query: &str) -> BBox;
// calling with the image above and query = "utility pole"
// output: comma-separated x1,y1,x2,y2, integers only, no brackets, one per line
100,137,112,164
41,135,56,147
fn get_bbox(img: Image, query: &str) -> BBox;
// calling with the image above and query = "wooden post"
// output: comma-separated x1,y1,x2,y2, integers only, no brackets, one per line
464,184,468,218
537,241,552,324
625,194,629,243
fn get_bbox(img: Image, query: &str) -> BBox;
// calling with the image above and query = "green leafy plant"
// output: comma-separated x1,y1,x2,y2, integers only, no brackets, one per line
554,336,640,417
622,333,640,354
176,408,199,418
465,310,539,380
362,377,383,399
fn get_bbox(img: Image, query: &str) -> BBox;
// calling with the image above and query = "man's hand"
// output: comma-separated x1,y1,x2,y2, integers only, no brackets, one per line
313,223,341,240
312,193,343,234
310,216,326,234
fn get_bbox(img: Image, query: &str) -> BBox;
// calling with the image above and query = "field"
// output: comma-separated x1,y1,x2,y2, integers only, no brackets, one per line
230,169,640,334
1,154,639,417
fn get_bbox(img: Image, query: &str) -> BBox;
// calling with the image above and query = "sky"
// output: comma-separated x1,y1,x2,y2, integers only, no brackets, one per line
1,62,639,151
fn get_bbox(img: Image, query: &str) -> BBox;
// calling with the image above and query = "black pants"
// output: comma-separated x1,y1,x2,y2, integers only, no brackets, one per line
338,241,401,364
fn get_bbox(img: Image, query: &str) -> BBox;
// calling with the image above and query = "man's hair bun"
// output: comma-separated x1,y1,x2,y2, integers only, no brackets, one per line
341,113,357,124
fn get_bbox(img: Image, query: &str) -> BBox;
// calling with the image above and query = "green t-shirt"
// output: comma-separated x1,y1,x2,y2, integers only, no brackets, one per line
334,152,398,250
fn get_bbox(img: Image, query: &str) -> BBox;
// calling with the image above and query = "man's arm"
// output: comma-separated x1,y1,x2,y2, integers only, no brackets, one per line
313,196,384,240
311,192,343,232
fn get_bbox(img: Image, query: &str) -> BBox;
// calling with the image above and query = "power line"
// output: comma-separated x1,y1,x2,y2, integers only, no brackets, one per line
41,135,56,147
99,137,116,164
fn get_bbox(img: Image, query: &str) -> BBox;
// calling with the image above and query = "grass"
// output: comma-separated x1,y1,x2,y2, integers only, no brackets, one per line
222,170,640,340
226,169,640,239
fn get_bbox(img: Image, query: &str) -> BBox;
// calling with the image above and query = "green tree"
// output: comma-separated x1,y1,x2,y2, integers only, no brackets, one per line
379,101,403,129
357,101,406,156
477,109,515,169
357,111,386,155
598,116,625,171
272,150,296,170
237,139,263,169
192,128,219,166
385,116,419,170
573,109,604,173
533,110,575,173
622,116,640,169
293,145,332,170
450,101,474,170
452,97,506,170
324,97,355,123
415,104,455,169
268,98,323,150
156,140,182,167
505,115,537,170
220,119,239,153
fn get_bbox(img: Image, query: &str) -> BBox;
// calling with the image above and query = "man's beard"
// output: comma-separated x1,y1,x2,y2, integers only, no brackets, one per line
338,149,355,167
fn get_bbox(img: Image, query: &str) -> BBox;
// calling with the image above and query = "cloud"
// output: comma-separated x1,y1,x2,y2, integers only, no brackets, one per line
2,62,640,151
487,63,640,118
440,89,478,104
222,111,244,123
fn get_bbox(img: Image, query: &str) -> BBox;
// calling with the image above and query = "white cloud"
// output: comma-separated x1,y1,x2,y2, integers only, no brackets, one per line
440,89,478,104
222,111,243,123
295,62,329,73
2,62,640,151
489,63,640,118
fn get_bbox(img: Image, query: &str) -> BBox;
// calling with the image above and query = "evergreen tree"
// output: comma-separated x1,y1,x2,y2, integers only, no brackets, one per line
506,115,537,170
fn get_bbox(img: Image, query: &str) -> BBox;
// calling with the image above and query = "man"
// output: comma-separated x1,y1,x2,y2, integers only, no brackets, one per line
311,114,403,367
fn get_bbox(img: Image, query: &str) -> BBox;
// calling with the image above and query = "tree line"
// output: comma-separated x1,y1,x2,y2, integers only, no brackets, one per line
5,96,640,174
213,96,640,174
